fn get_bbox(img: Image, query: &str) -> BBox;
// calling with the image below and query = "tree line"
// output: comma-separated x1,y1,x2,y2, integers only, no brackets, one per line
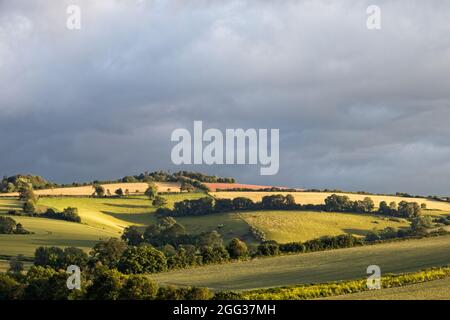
156,194,426,220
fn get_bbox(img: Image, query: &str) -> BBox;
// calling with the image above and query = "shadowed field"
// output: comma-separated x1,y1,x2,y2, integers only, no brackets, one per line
149,235,450,291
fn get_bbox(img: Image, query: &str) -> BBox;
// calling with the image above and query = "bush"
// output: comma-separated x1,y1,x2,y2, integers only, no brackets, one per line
41,207,81,223
226,238,248,259
256,241,280,256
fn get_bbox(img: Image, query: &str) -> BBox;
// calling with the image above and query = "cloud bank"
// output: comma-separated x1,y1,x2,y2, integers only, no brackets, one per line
1,0,450,194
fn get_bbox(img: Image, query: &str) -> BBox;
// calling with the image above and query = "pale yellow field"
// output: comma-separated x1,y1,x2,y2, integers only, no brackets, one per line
212,191,450,212
240,211,410,243
0,182,181,197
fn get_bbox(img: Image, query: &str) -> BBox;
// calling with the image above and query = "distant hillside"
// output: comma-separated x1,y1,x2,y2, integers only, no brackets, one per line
0,171,236,193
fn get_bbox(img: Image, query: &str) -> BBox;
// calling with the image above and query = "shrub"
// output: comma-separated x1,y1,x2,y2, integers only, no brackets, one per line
226,238,248,259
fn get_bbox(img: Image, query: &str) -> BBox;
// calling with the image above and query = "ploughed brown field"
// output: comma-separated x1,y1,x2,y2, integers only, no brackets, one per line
0,182,181,197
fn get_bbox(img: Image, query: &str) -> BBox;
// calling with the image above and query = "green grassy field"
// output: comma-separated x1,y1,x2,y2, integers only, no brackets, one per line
240,211,410,243
0,194,208,258
38,193,207,232
149,235,450,291
325,277,450,300
0,216,119,258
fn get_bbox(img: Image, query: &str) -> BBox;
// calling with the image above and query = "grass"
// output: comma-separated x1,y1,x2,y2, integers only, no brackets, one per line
0,195,414,258
0,193,207,258
148,234,450,291
325,277,450,300
0,215,119,258
212,191,450,212
240,211,410,243
38,193,207,233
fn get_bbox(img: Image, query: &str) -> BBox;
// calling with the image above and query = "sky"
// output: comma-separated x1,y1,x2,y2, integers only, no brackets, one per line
0,0,450,195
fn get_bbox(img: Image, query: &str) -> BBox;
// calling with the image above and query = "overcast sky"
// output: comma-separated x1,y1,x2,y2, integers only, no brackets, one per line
1,0,450,195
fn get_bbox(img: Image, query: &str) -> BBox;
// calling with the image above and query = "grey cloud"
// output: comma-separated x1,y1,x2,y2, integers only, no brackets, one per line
0,0,450,194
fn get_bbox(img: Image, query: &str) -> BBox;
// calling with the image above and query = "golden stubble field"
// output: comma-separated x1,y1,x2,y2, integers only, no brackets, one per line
212,191,450,212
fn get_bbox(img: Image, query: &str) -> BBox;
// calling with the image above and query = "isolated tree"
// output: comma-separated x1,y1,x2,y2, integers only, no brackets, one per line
411,216,433,232
94,184,105,197
362,197,375,212
378,201,390,215
197,230,224,248
18,184,37,202
23,200,37,214
115,188,124,197
8,255,25,274
152,196,168,208
145,183,158,200
226,238,248,259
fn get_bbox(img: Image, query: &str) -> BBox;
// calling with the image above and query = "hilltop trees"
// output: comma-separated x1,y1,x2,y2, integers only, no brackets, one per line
93,184,105,197
152,196,168,208
115,188,124,197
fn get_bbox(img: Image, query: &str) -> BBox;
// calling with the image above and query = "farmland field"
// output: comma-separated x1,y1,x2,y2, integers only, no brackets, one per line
240,211,410,243
0,215,118,257
149,235,450,291
38,193,207,232
0,193,207,257
212,191,450,213
325,277,450,300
